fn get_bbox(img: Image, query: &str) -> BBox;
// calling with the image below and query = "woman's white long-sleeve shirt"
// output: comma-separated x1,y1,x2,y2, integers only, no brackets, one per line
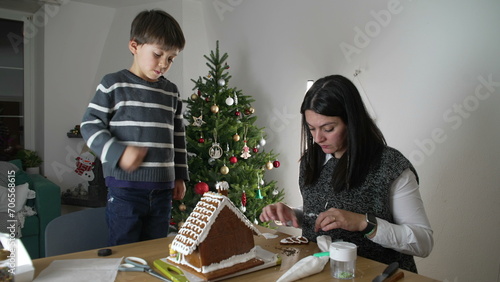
294,168,433,258
371,168,433,257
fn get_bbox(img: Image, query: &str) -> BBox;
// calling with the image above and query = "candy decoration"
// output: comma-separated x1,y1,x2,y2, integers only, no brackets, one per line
194,181,209,195
273,160,281,168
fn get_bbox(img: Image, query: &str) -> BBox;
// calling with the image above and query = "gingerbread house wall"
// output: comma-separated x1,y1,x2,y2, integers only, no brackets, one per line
186,205,255,268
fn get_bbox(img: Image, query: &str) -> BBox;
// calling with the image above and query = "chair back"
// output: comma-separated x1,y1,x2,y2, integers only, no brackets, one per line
45,207,108,257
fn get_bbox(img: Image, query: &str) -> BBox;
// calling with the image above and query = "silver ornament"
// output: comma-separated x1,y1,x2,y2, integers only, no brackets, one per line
218,79,225,86
259,138,266,147
225,97,234,106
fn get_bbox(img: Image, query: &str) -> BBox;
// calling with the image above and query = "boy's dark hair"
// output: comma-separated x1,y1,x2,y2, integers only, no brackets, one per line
130,9,185,51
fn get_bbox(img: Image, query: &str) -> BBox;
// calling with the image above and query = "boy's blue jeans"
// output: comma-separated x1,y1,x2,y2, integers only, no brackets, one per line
106,187,173,246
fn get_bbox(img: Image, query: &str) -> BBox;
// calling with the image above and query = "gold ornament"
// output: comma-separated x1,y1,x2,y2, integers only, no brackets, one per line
233,133,240,141
210,104,219,113
190,93,198,100
265,161,274,170
179,203,187,211
220,165,229,174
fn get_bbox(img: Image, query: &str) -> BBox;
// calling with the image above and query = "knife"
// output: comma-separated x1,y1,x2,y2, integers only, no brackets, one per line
372,262,399,282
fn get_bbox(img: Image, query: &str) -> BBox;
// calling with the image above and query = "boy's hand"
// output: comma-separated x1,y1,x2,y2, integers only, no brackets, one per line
119,146,148,172
173,179,186,200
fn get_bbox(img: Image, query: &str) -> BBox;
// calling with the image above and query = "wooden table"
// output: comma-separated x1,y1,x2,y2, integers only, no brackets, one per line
33,226,439,281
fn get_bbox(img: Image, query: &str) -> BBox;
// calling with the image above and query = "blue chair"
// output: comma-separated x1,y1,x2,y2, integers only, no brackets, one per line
44,207,108,257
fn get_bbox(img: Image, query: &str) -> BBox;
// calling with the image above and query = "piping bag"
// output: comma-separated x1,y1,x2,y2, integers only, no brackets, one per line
276,235,331,282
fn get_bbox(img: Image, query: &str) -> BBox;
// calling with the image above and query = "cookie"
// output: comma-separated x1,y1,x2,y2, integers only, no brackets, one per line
280,235,309,245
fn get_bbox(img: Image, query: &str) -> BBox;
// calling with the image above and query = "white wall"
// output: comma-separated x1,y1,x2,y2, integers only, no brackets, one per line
42,0,187,193
198,0,500,281
41,0,500,281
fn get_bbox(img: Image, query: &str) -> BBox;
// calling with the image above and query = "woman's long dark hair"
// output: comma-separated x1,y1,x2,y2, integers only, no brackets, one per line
300,75,386,192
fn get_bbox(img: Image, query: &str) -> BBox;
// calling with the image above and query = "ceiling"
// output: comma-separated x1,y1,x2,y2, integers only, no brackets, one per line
0,0,166,13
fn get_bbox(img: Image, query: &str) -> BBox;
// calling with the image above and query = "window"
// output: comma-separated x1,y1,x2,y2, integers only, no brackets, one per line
0,11,34,161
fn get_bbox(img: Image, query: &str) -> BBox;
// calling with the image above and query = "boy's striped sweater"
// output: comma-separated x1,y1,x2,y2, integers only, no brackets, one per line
81,69,189,184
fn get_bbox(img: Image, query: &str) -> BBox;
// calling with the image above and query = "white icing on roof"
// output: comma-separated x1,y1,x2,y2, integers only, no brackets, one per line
171,192,261,255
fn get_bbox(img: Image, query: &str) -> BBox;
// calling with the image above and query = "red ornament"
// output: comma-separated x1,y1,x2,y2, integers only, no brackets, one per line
229,156,238,164
241,191,247,206
235,111,241,116
205,97,210,102
194,181,209,195
198,138,205,143
252,147,259,153
273,160,281,168
197,90,202,95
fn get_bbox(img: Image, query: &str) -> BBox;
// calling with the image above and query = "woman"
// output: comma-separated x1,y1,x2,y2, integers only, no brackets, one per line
260,75,433,272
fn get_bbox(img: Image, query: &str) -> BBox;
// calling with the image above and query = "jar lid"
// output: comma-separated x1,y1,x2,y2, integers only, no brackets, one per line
329,242,357,262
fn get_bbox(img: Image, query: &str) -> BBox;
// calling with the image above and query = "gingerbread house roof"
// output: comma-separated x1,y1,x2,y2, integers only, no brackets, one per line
171,192,261,255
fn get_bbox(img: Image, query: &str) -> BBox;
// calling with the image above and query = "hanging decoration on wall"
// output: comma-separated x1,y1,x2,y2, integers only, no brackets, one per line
353,69,376,120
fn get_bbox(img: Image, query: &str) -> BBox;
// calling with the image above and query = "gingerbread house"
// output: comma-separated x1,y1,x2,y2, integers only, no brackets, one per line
168,192,263,279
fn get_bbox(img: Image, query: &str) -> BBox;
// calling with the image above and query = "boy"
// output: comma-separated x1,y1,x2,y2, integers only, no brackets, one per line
80,10,188,246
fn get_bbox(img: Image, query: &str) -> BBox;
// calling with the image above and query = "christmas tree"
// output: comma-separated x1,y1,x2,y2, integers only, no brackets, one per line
171,41,284,229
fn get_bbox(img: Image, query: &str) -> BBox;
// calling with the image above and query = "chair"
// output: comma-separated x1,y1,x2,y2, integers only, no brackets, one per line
45,207,108,257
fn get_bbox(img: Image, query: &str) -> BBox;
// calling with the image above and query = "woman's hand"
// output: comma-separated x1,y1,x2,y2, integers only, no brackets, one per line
315,208,367,233
259,203,299,228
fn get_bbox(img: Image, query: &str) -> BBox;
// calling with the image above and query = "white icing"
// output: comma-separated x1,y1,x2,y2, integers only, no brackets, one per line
167,246,258,274
171,192,262,256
